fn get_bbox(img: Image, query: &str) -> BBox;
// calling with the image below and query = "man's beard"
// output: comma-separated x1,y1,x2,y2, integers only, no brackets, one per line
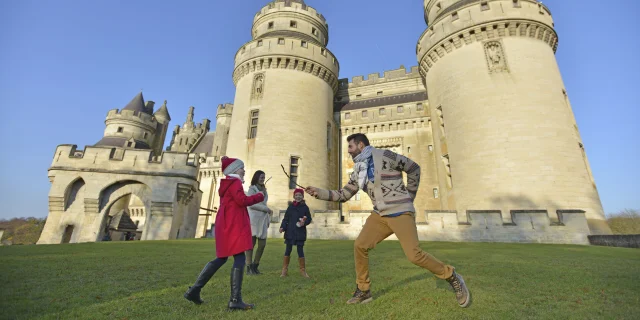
350,150,361,160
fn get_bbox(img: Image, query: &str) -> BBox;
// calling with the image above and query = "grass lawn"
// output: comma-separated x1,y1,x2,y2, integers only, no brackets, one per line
1,239,639,320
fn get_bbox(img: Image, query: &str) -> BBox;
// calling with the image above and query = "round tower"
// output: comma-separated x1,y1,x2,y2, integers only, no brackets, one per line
416,0,610,234
96,92,159,150
226,0,340,210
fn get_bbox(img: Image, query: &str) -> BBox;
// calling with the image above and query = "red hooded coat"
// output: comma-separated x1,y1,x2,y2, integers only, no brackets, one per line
214,177,264,258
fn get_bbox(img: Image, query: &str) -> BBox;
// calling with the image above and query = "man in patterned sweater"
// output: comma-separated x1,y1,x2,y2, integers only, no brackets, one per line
305,133,470,307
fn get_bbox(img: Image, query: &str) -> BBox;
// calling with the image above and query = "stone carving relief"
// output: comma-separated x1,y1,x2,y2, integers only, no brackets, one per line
252,73,265,100
483,40,509,73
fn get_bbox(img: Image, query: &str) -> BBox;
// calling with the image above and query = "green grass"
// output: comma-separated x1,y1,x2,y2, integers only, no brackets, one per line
1,239,639,320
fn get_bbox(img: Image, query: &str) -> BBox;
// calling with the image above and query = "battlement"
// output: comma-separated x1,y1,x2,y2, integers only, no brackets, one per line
233,37,340,92
234,37,338,73
266,207,592,244
418,0,555,64
254,1,327,26
106,108,158,128
338,66,421,89
50,145,200,177
217,104,234,117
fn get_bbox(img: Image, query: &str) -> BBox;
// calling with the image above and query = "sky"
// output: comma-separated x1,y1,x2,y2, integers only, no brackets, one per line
0,0,638,220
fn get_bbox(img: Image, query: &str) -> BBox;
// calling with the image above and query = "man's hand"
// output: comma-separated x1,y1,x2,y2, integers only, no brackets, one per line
279,228,284,233
268,208,273,215
305,186,319,198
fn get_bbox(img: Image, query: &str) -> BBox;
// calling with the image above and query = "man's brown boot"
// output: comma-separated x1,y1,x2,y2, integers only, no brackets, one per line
298,257,310,278
280,256,290,277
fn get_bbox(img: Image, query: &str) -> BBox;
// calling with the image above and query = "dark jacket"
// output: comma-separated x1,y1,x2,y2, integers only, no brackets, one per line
280,201,312,242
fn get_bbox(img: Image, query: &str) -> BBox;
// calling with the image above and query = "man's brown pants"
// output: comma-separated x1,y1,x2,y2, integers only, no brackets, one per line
354,212,454,291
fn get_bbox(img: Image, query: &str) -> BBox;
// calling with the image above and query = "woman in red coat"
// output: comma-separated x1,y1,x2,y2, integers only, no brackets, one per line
184,156,264,311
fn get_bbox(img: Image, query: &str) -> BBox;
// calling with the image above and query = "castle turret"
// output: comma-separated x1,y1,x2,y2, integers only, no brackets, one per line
211,103,233,157
168,107,211,153
152,100,171,156
416,0,610,234
227,0,340,210
95,92,159,150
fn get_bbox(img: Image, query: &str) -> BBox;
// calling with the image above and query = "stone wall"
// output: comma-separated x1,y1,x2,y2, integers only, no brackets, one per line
588,235,640,249
267,209,591,245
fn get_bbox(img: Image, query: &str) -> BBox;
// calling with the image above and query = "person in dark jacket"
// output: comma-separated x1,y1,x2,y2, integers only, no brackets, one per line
279,188,312,278
184,156,264,311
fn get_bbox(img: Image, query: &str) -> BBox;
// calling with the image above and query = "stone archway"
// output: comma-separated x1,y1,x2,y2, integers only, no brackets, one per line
96,181,151,242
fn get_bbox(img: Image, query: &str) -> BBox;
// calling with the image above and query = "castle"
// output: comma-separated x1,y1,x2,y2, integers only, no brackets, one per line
38,0,611,245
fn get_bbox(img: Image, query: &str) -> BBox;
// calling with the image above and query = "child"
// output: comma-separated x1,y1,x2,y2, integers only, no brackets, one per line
184,156,264,311
279,188,312,278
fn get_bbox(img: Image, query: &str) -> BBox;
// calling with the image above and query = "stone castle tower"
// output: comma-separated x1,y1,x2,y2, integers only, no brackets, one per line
95,92,170,154
417,0,610,234
226,0,341,210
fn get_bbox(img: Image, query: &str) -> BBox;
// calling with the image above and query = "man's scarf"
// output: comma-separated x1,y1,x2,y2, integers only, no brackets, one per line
352,146,374,190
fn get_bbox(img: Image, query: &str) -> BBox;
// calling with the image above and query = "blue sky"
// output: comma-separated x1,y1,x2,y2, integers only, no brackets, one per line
0,0,638,220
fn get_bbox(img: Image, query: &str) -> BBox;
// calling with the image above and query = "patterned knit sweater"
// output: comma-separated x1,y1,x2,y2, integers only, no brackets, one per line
315,148,420,216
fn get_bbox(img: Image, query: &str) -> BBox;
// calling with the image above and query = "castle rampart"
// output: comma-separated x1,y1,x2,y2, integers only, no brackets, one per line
266,208,591,244
233,37,339,91
50,145,199,178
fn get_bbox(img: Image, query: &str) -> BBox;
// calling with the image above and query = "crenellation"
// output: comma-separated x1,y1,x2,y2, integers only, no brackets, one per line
340,66,422,88
106,109,157,127
50,145,200,172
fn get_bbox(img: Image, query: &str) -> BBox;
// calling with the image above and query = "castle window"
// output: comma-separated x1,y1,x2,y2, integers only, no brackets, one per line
480,2,489,11
257,40,263,47
117,127,124,133
143,132,148,139
268,21,274,29
437,106,445,136
417,103,424,111
289,157,300,189
249,110,259,139
452,12,459,21
290,20,297,28
442,154,453,188
362,110,368,118
242,46,246,53
301,40,308,48
428,145,433,151
278,38,285,45
513,0,521,8
127,142,133,147
355,192,361,201
356,94,362,99
397,105,404,113
436,3,442,11
312,27,318,36
379,108,386,115
433,188,439,199
345,112,351,120
321,48,327,56
377,91,383,96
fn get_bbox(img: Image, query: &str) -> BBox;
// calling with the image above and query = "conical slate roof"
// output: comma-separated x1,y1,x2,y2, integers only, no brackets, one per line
122,92,152,115
154,100,171,120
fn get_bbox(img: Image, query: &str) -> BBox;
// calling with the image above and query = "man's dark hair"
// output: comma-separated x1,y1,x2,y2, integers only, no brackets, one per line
250,170,265,186
346,133,370,147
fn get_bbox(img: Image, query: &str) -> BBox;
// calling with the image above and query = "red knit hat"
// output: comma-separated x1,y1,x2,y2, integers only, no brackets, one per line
221,156,244,176
294,188,304,196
